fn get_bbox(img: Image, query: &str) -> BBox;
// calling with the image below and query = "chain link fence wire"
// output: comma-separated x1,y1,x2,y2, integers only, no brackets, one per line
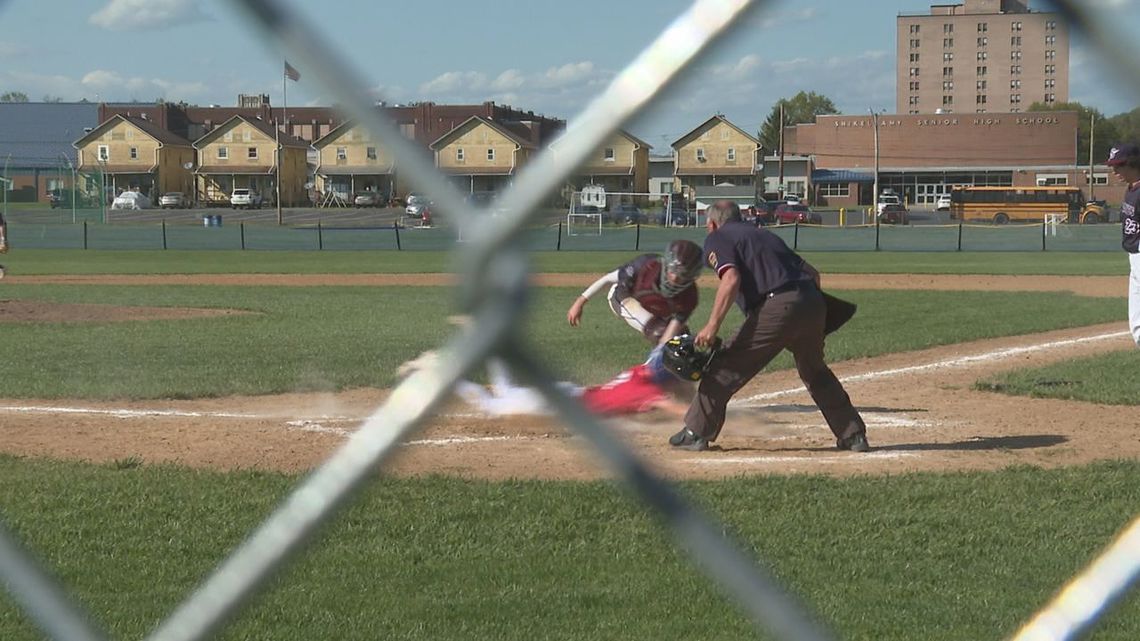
0,0,1137,640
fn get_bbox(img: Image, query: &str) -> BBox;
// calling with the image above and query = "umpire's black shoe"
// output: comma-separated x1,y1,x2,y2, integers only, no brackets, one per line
837,433,871,453
669,428,709,452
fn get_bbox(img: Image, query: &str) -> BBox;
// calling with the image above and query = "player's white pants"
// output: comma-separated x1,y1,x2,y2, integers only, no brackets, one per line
606,284,656,336
1128,252,1140,347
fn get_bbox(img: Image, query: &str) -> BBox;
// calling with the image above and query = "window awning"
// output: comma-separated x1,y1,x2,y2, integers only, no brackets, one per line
811,169,874,183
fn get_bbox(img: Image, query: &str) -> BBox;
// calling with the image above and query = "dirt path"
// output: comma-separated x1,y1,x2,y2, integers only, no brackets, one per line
0,273,1134,480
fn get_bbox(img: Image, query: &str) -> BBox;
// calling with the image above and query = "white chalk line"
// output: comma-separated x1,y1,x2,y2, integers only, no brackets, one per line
691,451,915,465
735,329,1130,404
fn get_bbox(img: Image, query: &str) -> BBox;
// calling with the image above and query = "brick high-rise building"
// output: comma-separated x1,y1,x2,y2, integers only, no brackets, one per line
897,0,1069,114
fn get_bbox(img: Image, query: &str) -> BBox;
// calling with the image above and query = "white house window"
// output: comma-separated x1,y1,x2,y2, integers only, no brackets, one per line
943,23,953,33
456,147,465,162
336,147,347,161
97,145,109,161
726,147,736,161
223,132,233,142
248,147,258,160
1046,20,1056,30
977,37,987,47
977,22,987,32
1046,35,1056,45
1036,173,1067,186
604,147,615,161
944,37,953,47
909,96,919,105
1092,173,1108,186
1011,79,1021,89
242,130,251,142
366,147,377,160
910,53,919,63
1012,21,1022,31
1011,65,1021,75
486,148,495,161
129,147,138,160
1011,36,1021,46
1011,51,1022,60
943,52,954,62
819,183,849,197
695,148,706,161
943,80,954,90
1045,50,1056,60
217,146,228,159
977,51,987,61
911,67,920,77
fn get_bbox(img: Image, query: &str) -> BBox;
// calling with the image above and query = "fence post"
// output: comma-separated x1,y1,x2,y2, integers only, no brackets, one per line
240,222,246,250
394,221,402,250
874,220,880,251
957,222,963,251
318,220,323,251
557,221,562,251
839,208,845,227
83,220,88,250
162,219,167,250
635,223,641,251
1041,221,1046,251
793,221,799,249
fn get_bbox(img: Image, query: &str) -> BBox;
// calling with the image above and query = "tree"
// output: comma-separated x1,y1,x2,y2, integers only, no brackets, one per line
1027,101,1118,166
1108,107,1140,150
0,91,29,103
758,91,838,153
42,95,63,103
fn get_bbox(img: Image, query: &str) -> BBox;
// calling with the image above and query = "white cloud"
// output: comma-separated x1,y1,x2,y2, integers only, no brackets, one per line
541,61,594,87
80,69,207,101
419,70,488,94
89,0,207,31
0,41,29,58
755,7,819,30
492,69,526,91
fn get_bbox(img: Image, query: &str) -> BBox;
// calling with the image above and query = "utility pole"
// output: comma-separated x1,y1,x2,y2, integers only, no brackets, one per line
777,102,785,199
275,124,283,225
871,108,881,218
1088,112,1096,202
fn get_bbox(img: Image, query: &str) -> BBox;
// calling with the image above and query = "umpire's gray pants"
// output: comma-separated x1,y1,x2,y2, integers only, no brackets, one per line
684,284,866,443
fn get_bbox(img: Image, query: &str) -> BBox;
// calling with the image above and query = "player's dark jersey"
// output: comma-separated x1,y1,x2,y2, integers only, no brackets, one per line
580,364,668,415
1122,182,1140,254
614,254,698,322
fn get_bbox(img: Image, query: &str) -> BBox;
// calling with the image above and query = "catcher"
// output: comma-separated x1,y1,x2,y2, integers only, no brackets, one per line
566,239,703,345
401,335,715,418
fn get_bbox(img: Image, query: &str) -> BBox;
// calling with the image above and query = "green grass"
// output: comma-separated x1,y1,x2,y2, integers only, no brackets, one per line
0,457,1136,641
0,249,1131,275
0,285,1123,399
977,349,1140,404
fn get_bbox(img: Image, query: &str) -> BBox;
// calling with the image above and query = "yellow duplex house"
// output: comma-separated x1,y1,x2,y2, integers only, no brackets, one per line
672,114,761,199
559,129,651,196
73,114,194,201
312,121,396,204
192,115,309,206
430,116,535,195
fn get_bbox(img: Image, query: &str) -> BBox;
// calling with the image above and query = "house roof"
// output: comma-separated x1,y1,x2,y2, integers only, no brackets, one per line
672,114,760,148
675,167,757,176
316,165,396,176
192,115,310,148
73,114,193,148
311,120,392,149
429,116,535,150
0,102,99,168
195,165,275,175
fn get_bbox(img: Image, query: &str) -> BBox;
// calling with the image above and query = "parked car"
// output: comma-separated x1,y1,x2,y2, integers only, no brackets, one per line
749,200,778,226
405,202,431,219
608,203,646,225
784,194,802,205
878,203,910,225
159,192,190,209
353,191,385,208
876,192,901,215
773,203,821,225
111,191,152,210
656,205,692,227
230,188,263,209
935,194,952,211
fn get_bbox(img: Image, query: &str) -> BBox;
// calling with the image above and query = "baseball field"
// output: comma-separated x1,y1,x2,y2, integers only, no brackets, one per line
0,248,1138,640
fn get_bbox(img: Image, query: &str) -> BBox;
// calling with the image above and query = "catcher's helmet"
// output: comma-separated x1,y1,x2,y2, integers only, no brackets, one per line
659,239,703,297
659,334,716,382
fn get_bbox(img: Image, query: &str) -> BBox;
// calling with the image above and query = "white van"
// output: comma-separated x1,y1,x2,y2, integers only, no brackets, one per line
876,192,900,215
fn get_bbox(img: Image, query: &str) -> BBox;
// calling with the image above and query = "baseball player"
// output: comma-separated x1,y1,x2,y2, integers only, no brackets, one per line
1107,142,1140,347
406,335,714,418
567,239,703,345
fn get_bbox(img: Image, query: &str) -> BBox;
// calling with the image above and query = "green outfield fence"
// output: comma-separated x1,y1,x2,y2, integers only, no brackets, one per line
0,2,1136,641
7,219,1123,252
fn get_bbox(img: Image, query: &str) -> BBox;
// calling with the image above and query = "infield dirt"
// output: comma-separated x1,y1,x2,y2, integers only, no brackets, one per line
0,273,1134,480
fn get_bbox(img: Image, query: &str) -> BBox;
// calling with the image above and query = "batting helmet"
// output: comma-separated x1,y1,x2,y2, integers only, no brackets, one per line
659,239,703,297
659,334,716,382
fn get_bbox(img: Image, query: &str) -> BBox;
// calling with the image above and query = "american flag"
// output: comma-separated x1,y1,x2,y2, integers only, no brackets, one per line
284,61,300,82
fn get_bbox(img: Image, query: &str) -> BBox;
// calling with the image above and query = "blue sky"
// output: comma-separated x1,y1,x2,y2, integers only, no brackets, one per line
1,0,1137,148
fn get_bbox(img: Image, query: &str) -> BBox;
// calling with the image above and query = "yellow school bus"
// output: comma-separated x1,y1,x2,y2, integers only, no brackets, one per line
949,186,1087,224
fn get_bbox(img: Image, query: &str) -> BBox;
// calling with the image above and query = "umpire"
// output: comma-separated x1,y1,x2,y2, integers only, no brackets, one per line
669,200,870,452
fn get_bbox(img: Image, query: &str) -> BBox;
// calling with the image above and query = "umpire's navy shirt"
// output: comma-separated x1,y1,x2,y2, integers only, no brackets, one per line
703,220,815,312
